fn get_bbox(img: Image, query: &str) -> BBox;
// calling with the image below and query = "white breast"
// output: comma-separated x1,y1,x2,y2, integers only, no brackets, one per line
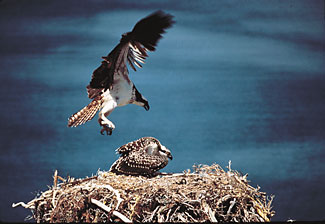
110,70,134,107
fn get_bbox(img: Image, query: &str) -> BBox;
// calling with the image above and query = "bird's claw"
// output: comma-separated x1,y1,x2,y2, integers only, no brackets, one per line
100,125,113,135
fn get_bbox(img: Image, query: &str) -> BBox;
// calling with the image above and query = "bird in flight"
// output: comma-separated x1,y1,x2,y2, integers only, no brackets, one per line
68,11,174,135
109,137,173,177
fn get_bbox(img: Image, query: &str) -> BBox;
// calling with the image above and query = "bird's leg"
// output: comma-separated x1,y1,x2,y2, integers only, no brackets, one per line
99,118,115,135
98,101,117,135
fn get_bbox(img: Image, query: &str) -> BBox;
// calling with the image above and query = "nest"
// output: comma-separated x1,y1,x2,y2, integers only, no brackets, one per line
13,163,274,222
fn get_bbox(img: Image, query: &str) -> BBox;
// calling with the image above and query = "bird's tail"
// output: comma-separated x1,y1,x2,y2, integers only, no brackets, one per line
67,96,103,127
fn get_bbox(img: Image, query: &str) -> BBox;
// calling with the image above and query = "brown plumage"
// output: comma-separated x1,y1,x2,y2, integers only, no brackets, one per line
67,11,174,135
67,96,104,127
109,137,173,177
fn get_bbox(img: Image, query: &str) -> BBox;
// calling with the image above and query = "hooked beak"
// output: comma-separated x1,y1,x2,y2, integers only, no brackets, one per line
167,152,173,160
144,102,150,111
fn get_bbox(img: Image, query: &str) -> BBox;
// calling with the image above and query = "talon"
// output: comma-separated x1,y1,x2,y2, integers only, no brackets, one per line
100,125,113,135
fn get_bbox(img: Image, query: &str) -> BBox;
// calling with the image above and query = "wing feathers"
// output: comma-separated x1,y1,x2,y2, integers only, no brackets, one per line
127,56,137,71
130,10,175,51
116,137,146,154
127,42,147,71
125,11,174,71
87,11,174,93
109,151,168,176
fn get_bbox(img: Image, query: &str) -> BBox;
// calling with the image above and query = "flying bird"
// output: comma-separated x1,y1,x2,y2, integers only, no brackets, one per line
109,137,173,177
67,11,174,135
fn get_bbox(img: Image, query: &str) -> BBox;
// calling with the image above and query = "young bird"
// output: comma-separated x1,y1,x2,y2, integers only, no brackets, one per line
110,137,173,177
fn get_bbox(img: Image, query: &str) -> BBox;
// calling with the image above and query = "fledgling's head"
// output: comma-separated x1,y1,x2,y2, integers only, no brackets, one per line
144,137,172,160
158,145,173,160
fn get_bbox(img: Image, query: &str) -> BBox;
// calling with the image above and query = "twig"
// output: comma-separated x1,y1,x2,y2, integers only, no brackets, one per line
129,195,140,220
90,198,112,212
52,190,57,208
53,170,58,188
149,206,160,221
12,202,31,208
165,206,172,221
157,206,166,222
96,184,123,210
68,176,97,186
177,213,187,222
227,198,236,215
202,201,217,222
228,160,232,172
90,198,131,223
185,211,198,222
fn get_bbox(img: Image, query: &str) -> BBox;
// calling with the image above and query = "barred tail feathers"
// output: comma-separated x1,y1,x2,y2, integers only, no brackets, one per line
68,96,103,127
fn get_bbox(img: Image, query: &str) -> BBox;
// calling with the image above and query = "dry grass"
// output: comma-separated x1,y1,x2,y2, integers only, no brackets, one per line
13,162,274,222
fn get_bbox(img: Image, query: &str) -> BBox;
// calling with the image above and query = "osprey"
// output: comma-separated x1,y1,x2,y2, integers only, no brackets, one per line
68,11,174,135
109,137,173,177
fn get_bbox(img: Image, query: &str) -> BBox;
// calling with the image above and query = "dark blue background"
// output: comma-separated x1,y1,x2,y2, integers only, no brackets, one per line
1,0,324,222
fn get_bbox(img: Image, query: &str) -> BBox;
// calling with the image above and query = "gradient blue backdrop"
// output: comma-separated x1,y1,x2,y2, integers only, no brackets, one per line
1,0,324,222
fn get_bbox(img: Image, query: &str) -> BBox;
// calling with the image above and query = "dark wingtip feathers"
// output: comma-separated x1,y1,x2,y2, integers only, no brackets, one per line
129,10,175,51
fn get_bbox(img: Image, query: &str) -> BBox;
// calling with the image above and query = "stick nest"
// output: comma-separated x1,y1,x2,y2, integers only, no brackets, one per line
13,163,275,222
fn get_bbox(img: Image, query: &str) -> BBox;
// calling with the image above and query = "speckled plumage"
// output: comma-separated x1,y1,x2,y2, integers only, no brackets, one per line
110,137,173,177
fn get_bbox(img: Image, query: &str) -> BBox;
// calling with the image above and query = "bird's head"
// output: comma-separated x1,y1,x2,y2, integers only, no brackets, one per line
145,137,172,160
143,99,150,111
134,95,149,111
133,87,150,111
139,95,150,111
159,145,173,160
133,97,149,111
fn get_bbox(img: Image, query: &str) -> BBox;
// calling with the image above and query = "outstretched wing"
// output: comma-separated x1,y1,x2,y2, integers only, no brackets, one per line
130,10,175,51
87,10,175,95
127,10,175,70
